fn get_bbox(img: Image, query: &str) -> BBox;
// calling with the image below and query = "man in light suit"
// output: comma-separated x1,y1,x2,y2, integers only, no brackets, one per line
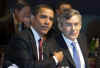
3,4,63,68
47,9,89,68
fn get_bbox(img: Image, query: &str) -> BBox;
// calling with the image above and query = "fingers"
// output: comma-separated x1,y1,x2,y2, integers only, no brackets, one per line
54,51,64,63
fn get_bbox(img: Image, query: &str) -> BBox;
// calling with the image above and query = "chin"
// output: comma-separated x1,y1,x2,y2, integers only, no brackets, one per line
70,36,77,40
41,31,48,35
69,37,74,41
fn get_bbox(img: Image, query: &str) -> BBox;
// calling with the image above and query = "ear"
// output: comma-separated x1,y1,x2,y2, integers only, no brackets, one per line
57,21,63,32
57,16,64,31
30,15,35,22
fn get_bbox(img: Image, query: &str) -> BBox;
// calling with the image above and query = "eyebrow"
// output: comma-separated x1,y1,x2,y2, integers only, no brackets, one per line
39,15,54,21
39,15,47,18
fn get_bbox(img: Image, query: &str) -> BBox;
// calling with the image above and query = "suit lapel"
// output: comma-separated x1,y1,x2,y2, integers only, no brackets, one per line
56,34,76,67
27,28,38,61
77,34,88,67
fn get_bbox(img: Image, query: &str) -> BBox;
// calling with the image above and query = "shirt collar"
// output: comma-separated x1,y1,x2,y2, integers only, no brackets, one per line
61,33,78,46
30,26,41,41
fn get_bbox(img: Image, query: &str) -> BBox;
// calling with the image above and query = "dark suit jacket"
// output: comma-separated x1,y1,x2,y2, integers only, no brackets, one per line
3,28,56,68
46,33,89,68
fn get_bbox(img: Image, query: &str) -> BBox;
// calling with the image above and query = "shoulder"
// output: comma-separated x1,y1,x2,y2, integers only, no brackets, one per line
15,28,33,39
78,32,87,41
46,34,63,50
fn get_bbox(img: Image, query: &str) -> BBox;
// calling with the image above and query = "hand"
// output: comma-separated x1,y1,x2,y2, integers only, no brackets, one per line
53,51,63,63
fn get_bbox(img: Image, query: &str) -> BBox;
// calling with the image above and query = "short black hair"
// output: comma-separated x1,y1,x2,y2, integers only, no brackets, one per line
32,4,54,16
56,0,72,9
14,3,29,11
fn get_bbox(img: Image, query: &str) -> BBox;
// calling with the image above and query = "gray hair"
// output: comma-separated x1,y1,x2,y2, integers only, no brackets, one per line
57,9,82,27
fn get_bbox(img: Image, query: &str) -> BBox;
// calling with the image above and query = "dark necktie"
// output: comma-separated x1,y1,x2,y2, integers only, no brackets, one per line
39,38,43,61
71,42,81,68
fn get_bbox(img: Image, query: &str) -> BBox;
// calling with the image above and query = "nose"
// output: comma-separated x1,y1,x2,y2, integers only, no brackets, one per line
45,18,50,25
72,25,75,30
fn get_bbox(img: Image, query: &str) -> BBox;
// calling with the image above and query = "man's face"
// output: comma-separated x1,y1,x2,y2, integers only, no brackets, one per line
15,6,31,23
58,4,72,14
24,6,31,17
23,6,31,27
61,15,81,41
15,8,25,22
32,7,54,36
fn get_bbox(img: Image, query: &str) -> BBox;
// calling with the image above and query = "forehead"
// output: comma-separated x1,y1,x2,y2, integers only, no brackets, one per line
60,3,71,8
24,6,31,15
66,15,81,23
18,8,25,14
38,8,54,17
24,6,30,10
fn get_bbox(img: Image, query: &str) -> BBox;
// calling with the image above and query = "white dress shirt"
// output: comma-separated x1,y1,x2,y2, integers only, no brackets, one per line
8,26,41,68
31,26,41,61
62,33,85,68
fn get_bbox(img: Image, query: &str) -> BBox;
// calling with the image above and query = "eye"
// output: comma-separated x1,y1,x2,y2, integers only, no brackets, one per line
65,23,72,26
39,15,47,18
74,23,79,26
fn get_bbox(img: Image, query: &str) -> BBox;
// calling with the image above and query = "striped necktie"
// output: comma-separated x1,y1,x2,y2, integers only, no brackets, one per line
71,42,81,68
38,38,43,61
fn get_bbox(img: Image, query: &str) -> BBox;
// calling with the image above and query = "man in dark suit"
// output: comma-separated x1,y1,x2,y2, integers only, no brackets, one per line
3,4,63,68
47,9,89,68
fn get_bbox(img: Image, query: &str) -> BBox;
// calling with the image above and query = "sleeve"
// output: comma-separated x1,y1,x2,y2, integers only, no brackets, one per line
3,34,57,68
8,64,19,68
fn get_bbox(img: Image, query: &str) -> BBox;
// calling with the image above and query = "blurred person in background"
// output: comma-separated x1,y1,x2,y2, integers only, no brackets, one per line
56,0,72,15
13,3,31,32
8,3,32,39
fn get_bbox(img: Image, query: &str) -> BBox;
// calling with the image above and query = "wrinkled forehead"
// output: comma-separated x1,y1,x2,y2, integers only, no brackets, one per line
66,15,81,23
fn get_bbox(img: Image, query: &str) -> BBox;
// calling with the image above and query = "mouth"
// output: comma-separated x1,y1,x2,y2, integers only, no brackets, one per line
69,32,78,36
41,26,50,30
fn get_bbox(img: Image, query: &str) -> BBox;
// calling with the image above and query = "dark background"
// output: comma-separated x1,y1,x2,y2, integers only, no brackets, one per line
7,0,100,15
